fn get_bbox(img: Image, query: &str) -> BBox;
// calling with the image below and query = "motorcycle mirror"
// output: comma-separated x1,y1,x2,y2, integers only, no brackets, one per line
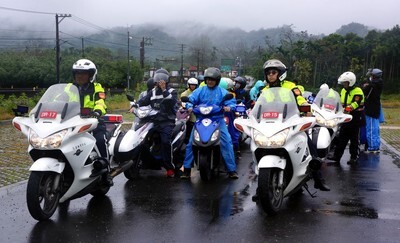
181,96,189,102
299,105,311,113
222,93,234,102
80,107,91,116
126,94,135,101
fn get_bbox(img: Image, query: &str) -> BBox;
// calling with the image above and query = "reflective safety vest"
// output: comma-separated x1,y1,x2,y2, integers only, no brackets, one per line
340,86,364,111
65,83,107,115
261,80,307,106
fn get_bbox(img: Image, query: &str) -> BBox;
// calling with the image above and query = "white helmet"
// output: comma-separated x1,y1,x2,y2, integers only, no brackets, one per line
263,59,287,82
72,59,97,82
187,77,199,87
319,83,329,90
338,71,356,87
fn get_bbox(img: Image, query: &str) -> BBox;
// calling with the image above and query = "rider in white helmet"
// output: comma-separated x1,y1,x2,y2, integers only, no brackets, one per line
180,77,199,142
71,59,112,185
328,71,365,165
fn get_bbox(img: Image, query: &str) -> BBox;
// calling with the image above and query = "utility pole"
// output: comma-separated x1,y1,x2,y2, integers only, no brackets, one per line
55,13,71,83
180,44,185,83
81,37,85,57
196,49,200,77
140,37,152,69
127,31,132,90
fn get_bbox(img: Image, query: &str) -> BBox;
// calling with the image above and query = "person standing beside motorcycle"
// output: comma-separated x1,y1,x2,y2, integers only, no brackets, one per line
180,67,239,179
70,59,112,184
180,77,199,143
328,71,365,164
362,68,384,153
258,59,330,191
138,69,178,177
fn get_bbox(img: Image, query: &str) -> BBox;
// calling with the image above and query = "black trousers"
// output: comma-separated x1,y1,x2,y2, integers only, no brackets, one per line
154,122,175,170
93,121,108,159
333,122,360,160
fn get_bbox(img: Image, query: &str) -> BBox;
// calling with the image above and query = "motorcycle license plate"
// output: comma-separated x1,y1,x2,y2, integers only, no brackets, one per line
262,112,279,119
40,111,57,119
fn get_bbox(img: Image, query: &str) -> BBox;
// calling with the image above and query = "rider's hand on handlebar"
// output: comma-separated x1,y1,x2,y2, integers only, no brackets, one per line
89,110,101,119
188,107,193,113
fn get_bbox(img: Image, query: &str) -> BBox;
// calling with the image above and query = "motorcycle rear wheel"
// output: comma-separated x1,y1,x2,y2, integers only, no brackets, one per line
199,151,212,181
26,171,61,221
258,168,284,215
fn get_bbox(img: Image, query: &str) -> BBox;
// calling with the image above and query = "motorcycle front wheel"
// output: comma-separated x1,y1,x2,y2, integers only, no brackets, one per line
199,150,212,181
124,152,141,180
26,171,61,221
258,168,284,215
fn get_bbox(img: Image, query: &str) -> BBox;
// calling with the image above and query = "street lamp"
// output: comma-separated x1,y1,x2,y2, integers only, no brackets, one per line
127,32,132,90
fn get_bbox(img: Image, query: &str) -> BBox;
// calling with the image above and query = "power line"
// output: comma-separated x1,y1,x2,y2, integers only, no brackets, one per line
0,6,55,15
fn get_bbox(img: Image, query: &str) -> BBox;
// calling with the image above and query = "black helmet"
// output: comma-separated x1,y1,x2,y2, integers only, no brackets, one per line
234,76,247,89
366,68,383,78
146,78,155,90
263,59,287,82
204,67,221,85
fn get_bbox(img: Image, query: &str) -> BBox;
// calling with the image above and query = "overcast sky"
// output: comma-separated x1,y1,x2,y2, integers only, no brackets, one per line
0,0,399,35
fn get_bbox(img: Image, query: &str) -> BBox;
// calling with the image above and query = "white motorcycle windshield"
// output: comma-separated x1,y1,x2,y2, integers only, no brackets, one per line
30,83,81,122
251,87,299,122
313,88,342,113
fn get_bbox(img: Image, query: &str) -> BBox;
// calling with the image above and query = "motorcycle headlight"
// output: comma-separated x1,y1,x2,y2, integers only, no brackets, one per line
315,113,338,128
210,129,220,142
30,129,68,149
199,106,213,115
194,130,200,142
254,128,289,148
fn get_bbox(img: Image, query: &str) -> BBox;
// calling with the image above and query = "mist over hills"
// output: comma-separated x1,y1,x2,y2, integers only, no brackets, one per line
1,20,374,64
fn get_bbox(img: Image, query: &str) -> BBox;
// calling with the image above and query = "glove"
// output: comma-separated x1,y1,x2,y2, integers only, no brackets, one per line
89,110,102,118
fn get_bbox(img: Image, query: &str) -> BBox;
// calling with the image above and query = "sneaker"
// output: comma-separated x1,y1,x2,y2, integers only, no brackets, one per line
180,168,191,179
228,171,239,179
166,169,175,178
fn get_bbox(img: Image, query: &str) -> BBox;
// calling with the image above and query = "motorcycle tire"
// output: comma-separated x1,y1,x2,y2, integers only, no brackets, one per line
124,152,141,180
258,168,284,215
26,171,61,221
199,151,212,181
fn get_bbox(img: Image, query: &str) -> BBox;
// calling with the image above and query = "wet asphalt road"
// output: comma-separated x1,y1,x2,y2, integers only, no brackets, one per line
1,141,400,243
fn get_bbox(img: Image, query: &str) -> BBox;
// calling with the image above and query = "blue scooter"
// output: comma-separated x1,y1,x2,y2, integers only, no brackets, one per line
182,94,233,181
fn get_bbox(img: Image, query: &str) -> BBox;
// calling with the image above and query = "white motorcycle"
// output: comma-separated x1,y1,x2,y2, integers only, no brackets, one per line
12,83,134,221
122,95,186,179
234,87,318,215
309,87,352,158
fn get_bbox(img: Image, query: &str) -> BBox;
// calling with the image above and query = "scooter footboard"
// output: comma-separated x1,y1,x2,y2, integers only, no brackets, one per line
257,155,286,171
29,158,65,174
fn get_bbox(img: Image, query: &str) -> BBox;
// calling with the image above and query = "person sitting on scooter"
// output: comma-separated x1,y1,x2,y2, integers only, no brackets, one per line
71,59,112,185
180,77,199,143
255,59,330,193
180,67,239,179
137,68,178,178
